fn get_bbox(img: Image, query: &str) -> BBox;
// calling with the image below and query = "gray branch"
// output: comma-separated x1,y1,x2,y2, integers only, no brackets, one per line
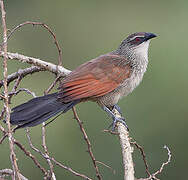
113,109,135,180
0,51,71,75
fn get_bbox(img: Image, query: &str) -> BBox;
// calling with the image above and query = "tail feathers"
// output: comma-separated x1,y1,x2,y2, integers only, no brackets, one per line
10,92,79,129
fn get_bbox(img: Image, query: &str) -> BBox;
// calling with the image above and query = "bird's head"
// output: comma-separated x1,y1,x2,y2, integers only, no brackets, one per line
117,32,157,58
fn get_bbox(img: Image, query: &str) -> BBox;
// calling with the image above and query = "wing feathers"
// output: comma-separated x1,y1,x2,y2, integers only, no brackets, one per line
59,55,131,102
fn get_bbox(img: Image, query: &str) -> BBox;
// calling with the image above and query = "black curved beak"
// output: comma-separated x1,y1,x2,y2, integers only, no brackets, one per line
144,32,157,41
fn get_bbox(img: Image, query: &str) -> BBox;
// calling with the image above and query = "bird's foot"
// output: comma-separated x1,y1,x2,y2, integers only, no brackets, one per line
103,105,129,131
109,116,129,131
113,104,122,115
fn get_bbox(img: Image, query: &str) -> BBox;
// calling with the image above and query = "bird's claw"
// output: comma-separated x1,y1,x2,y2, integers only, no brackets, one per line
103,105,129,132
109,116,129,131
113,104,122,115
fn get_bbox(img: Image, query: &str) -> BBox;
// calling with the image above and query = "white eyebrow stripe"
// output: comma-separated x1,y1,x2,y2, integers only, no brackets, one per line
129,35,145,41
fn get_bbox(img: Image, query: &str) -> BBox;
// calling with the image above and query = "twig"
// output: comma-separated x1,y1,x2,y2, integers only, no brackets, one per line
0,111,7,144
113,109,135,180
8,75,23,104
131,141,151,177
103,129,119,135
0,66,44,88
0,94,5,100
11,75,22,93
136,145,172,180
150,145,171,180
0,1,21,179
0,132,7,144
44,74,61,94
96,161,116,175
49,156,93,180
42,123,56,180
9,88,36,97
13,139,47,175
0,107,5,120
72,107,102,180
0,124,6,133
0,169,28,180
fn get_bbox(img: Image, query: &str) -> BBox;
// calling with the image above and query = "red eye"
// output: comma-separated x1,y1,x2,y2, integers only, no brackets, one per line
135,37,140,42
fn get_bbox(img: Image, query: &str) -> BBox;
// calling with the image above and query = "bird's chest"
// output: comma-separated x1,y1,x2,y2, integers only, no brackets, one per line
95,58,148,107
119,72,143,96
96,72,143,107
117,59,148,98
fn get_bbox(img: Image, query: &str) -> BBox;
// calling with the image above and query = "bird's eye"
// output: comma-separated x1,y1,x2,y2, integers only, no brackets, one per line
129,37,143,45
135,37,141,42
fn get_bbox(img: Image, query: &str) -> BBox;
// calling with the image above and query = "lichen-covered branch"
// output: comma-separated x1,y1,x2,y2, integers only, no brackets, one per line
0,51,71,75
113,109,135,180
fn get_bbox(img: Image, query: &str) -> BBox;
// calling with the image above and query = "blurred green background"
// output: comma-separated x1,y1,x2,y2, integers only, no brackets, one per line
0,0,188,179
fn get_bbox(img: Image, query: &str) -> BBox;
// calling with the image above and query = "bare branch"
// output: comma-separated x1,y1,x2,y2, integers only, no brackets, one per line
0,66,44,88
150,145,171,180
42,123,56,180
136,145,172,180
13,139,47,175
49,156,93,180
0,107,5,121
0,51,71,75
0,133,7,144
25,128,92,180
72,107,102,180
9,88,36,98
96,161,116,175
0,1,21,179
131,141,151,177
0,94,5,100
44,74,61,94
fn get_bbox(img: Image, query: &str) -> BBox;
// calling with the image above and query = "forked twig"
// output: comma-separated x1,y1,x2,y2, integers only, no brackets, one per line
150,145,171,180
13,139,47,175
0,66,44,88
135,145,172,180
131,141,151,177
25,128,92,180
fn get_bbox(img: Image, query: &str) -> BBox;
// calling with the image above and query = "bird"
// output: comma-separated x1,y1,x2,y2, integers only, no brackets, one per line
9,32,157,131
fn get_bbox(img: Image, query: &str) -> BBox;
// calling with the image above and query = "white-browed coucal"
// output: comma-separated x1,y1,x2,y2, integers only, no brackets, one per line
10,32,157,130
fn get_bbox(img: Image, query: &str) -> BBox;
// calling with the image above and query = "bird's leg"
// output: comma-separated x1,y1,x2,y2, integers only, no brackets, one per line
102,105,129,131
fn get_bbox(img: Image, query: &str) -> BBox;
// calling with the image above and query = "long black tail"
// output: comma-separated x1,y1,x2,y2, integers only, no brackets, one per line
10,93,79,129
